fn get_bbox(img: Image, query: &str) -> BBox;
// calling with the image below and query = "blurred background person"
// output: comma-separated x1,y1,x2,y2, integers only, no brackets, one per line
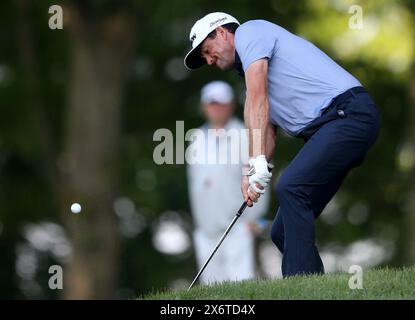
186,81,270,284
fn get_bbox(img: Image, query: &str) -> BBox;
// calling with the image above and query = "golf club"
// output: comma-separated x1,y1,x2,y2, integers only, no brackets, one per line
187,201,248,291
187,164,272,291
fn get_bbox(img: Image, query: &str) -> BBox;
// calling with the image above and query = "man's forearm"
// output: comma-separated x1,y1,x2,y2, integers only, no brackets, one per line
244,95,269,158
265,123,276,162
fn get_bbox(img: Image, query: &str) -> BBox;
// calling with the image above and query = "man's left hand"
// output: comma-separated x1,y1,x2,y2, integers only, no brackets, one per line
248,155,272,193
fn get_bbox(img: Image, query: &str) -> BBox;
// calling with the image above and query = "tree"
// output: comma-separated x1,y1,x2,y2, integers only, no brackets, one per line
403,0,415,264
58,1,135,299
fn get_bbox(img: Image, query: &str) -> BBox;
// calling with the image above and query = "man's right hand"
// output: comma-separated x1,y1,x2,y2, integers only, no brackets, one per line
241,175,265,207
241,175,254,207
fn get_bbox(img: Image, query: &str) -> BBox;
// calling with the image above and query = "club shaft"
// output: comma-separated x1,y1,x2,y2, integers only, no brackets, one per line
187,201,248,291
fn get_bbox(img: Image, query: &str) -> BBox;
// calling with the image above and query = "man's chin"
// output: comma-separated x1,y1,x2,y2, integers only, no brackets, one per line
217,63,234,71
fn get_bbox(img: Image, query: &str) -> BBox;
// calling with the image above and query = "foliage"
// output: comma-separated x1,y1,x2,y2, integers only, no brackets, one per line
0,0,413,298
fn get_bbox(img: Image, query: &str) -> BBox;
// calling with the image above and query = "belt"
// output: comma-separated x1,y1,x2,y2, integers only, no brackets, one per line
323,86,367,115
300,86,367,141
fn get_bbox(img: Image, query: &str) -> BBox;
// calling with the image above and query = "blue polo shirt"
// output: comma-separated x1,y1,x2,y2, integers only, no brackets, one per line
234,20,361,136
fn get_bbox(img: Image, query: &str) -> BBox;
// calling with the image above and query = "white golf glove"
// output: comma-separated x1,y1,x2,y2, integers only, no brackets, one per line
248,155,272,194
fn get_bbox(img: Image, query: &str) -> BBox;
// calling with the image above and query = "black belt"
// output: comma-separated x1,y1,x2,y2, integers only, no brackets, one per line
300,86,367,141
323,86,367,114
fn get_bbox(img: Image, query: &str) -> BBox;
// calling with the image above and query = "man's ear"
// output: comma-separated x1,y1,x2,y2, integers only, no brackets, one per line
217,26,227,39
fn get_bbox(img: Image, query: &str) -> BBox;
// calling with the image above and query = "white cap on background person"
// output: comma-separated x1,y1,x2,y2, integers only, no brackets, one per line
201,81,234,105
184,12,240,70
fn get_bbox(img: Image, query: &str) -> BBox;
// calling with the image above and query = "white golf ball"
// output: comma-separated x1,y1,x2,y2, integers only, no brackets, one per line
71,203,82,214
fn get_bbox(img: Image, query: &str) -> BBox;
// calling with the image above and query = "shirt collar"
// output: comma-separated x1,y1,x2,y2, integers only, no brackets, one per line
233,51,244,79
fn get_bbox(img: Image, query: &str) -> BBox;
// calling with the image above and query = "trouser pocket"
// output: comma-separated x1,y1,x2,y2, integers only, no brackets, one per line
300,106,344,141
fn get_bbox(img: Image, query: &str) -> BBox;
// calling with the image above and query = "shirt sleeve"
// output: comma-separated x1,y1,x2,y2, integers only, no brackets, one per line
235,21,278,72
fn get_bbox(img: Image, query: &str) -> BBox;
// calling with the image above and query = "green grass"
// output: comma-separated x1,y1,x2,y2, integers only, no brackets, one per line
143,266,415,300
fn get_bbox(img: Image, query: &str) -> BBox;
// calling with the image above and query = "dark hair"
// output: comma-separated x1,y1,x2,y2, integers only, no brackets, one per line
197,22,239,57
206,22,239,40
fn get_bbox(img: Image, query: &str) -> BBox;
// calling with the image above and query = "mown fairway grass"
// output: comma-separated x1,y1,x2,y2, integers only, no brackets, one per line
144,266,415,300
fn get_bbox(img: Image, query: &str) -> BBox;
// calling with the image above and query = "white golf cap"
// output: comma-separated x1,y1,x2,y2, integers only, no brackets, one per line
184,12,240,70
201,81,234,104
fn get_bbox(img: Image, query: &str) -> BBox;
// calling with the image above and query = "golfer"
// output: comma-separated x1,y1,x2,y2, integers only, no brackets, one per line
187,80,270,284
184,12,380,277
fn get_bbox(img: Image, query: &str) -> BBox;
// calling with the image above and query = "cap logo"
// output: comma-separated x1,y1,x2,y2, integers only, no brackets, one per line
190,33,196,45
209,16,227,27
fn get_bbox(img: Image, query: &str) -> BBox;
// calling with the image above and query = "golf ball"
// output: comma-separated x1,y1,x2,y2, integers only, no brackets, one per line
71,203,82,214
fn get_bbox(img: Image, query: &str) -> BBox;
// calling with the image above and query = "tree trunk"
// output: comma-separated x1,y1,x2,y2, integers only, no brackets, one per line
16,0,57,183
404,0,415,264
59,4,135,299
405,65,415,263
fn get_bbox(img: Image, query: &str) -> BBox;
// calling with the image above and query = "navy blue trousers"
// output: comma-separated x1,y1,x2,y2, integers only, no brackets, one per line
270,87,380,277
